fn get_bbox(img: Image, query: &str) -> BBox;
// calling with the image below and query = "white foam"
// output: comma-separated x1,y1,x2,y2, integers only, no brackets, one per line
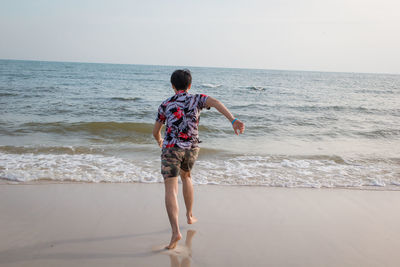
201,83,222,88
0,152,162,183
1,152,399,189
193,156,400,189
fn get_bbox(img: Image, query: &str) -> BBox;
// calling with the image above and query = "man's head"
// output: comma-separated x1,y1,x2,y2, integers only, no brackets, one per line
170,69,192,91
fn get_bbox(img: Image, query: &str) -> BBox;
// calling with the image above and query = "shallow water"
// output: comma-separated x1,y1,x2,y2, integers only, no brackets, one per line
1,59,399,188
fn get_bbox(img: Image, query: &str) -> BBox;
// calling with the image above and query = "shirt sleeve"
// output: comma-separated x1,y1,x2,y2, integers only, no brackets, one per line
197,94,209,110
155,104,166,124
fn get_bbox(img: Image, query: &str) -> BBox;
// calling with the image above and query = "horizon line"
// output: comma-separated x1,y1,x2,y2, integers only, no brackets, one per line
0,58,398,76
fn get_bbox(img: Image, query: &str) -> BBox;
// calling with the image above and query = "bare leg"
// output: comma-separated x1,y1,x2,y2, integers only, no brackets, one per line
164,177,182,249
180,170,198,224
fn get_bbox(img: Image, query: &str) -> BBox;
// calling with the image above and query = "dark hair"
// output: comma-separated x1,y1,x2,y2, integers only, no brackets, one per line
170,69,192,91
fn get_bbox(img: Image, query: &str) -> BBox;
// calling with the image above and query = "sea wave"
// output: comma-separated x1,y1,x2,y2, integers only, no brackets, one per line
3,121,226,137
0,145,228,156
354,89,396,94
3,118,398,142
1,152,399,189
0,152,160,183
193,155,400,188
356,129,400,139
0,145,105,155
247,86,267,91
0,92,18,97
14,121,154,135
201,83,222,88
110,97,142,102
34,86,58,92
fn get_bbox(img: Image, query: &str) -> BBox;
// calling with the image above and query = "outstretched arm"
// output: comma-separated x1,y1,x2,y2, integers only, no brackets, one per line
205,96,245,135
153,121,164,147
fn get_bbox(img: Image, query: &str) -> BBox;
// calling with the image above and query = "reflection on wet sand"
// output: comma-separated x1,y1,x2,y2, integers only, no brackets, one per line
162,230,196,267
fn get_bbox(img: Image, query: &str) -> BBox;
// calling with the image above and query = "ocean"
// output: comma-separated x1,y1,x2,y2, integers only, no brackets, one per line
0,59,399,189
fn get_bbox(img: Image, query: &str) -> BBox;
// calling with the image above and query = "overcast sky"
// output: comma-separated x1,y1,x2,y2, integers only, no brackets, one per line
1,0,399,73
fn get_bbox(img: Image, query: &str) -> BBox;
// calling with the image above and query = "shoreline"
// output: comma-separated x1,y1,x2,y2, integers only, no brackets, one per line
1,182,400,266
1,178,400,192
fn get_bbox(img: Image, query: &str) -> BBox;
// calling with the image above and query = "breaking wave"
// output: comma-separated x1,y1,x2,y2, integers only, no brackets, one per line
1,151,399,189
110,97,142,102
201,83,222,88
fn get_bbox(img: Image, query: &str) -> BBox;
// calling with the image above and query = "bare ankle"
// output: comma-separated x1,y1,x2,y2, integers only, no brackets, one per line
186,213,198,224
172,230,181,235
166,232,182,249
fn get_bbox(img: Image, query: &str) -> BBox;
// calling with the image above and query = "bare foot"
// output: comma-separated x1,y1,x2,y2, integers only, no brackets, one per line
165,232,182,250
187,214,198,224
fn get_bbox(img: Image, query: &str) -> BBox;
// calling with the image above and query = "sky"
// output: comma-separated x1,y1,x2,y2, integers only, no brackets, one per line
0,0,399,74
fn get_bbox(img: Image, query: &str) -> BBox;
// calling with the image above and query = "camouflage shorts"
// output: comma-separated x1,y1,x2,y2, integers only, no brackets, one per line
161,147,200,179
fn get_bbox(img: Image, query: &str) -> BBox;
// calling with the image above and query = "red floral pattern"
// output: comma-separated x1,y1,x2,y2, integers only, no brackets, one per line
156,91,208,149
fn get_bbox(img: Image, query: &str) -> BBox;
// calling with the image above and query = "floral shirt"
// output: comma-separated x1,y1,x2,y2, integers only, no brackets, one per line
156,91,208,149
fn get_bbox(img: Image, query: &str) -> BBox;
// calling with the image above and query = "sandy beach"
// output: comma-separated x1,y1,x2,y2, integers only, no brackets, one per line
1,182,400,267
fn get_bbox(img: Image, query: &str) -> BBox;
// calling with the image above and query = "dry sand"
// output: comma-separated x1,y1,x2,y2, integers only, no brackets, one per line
1,182,400,267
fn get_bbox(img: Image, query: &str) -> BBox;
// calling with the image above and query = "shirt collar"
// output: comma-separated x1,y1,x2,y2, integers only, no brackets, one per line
175,90,187,95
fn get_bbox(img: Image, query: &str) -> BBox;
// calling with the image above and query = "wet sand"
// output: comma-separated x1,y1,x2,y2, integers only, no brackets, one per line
1,182,400,266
